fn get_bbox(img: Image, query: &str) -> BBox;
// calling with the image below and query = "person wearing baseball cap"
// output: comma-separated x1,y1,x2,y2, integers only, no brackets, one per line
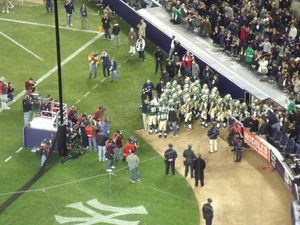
164,143,178,175
202,198,214,225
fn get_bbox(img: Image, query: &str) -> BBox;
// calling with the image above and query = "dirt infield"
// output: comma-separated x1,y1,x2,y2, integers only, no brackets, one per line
136,123,293,225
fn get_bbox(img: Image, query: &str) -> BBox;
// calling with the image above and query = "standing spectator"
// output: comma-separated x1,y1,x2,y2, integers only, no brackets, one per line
168,105,178,137
142,79,154,100
95,128,108,162
166,61,175,82
286,97,296,117
155,79,165,98
108,57,119,82
88,52,99,79
100,50,110,78
85,121,97,151
105,138,116,172
164,143,178,175
2,0,9,13
113,130,123,161
128,28,137,54
64,0,74,27
191,59,200,79
207,122,219,153
202,198,214,225
244,45,255,64
79,3,88,30
154,47,164,74
126,150,141,183
101,12,111,40
250,115,259,134
78,114,89,149
0,77,9,110
173,39,182,64
7,82,15,102
136,35,146,61
22,95,32,126
263,108,281,131
111,20,121,48
232,132,243,162
137,19,147,38
183,144,196,178
45,0,53,15
182,50,194,77
194,153,206,187
167,35,176,61
257,118,269,141
202,65,214,88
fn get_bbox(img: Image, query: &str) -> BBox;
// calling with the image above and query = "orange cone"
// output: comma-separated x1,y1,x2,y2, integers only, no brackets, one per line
98,26,103,34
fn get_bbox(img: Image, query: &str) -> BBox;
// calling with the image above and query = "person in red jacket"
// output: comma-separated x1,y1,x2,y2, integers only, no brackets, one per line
181,50,194,77
85,121,97,151
113,130,123,161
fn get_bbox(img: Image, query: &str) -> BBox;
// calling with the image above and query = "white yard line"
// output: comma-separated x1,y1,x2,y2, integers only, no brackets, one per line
83,92,90,97
75,99,81,104
0,31,44,61
92,85,98,89
16,147,23,153
4,156,12,162
0,18,98,34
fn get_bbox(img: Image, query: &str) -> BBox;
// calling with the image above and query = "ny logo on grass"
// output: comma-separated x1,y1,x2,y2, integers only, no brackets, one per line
55,198,148,224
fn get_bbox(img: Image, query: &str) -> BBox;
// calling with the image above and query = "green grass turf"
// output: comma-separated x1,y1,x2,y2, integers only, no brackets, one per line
0,2,200,224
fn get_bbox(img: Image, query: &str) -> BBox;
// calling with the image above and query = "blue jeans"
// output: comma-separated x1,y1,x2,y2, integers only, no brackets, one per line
66,13,72,26
115,147,121,160
106,159,113,169
168,48,174,61
110,70,119,81
271,122,280,132
46,2,53,14
89,64,98,78
88,138,97,151
171,121,178,136
24,111,31,126
129,167,141,181
98,145,106,161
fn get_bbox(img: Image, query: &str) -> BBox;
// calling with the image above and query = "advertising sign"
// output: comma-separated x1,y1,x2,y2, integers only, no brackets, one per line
243,129,270,162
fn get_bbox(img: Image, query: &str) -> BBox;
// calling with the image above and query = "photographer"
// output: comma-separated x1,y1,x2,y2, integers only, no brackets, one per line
123,136,139,161
22,94,32,126
25,78,36,95
39,139,52,167
7,82,15,102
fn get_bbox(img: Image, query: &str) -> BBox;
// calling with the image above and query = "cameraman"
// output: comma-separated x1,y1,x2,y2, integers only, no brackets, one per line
22,95,32,126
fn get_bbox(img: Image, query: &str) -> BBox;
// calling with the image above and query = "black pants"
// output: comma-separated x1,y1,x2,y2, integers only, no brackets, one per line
184,160,193,178
165,160,175,175
205,218,212,225
155,60,163,73
234,147,242,162
195,178,204,187
103,65,110,77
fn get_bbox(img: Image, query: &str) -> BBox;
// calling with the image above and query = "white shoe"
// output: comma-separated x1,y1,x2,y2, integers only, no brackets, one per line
129,51,132,54
5,107,10,110
70,24,73,26
6,10,9,13
106,169,112,172
2,10,5,13
137,179,140,182
131,180,135,183
111,166,115,169
9,5,14,9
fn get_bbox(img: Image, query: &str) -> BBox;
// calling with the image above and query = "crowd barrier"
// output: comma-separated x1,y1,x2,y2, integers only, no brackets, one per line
103,1,300,223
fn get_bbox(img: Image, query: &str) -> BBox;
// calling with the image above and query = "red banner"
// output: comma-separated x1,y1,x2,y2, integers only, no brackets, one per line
243,129,270,162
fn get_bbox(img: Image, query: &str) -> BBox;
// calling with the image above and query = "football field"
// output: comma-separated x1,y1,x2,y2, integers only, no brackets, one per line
0,2,199,224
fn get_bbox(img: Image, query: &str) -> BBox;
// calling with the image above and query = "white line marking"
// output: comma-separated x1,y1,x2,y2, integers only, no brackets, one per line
0,35,101,113
100,77,107,83
16,147,23,153
5,156,12,162
83,92,90,97
92,85,98,89
0,18,98,34
75,99,81,104
0,32,43,61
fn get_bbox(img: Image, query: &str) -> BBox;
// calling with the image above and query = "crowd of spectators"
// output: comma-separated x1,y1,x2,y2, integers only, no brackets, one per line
162,0,300,97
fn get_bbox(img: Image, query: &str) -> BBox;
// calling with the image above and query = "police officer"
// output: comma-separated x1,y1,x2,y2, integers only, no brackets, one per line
183,144,196,178
164,143,178,175
207,122,219,153
202,198,214,225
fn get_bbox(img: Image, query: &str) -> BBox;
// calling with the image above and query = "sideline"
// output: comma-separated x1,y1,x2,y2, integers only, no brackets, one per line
0,18,98,34
0,34,101,113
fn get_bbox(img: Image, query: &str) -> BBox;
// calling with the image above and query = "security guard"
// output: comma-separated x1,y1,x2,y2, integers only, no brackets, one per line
183,144,196,178
164,143,178,175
